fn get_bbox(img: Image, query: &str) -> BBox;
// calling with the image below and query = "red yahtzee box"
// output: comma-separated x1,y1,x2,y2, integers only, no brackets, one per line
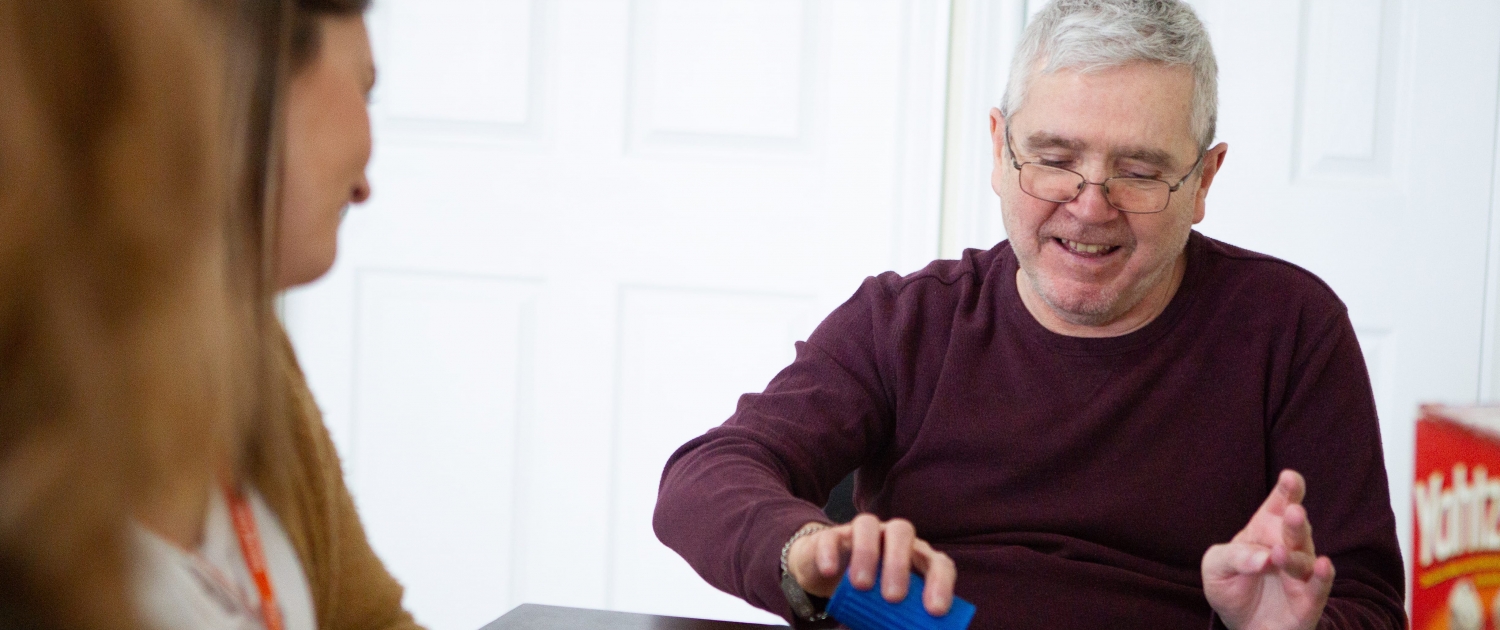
1413,405,1500,630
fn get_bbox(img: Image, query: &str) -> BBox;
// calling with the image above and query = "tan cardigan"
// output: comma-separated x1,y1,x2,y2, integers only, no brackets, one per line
261,327,425,630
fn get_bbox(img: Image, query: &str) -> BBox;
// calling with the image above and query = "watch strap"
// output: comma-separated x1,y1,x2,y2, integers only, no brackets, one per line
781,570,820,620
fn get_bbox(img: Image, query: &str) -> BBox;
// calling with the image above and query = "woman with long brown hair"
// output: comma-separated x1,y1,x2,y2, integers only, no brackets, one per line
0,0,267,627
130,0,424,627
122,0,424,627
0,0,430,623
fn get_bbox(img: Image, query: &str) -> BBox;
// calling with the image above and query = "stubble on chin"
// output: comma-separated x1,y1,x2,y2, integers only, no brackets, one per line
1023,263,1127,326
1019,243,1182,329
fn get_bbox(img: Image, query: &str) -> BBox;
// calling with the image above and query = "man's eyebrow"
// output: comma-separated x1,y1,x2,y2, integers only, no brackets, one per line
1116,147,1179,170
1025,131,1183,171
1022,132,1084,152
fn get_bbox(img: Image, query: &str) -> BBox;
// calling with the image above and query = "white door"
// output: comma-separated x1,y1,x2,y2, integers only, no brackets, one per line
282,1,951,628
943,0,1500,573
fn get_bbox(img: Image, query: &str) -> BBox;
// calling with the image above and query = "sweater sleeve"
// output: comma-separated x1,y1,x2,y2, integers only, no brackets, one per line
1265,307,1406,629
653,276,899,626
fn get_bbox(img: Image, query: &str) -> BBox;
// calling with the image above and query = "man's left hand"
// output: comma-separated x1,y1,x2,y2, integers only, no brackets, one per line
1201,469,1335,630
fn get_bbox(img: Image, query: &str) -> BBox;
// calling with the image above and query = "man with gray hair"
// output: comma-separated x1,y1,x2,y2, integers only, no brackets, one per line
653,0,1404,627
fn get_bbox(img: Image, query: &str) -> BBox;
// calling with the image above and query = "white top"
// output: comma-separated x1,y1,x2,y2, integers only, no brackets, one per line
132,485,317,630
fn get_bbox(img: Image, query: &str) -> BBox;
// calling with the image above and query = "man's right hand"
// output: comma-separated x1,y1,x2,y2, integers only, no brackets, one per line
785,514,957,616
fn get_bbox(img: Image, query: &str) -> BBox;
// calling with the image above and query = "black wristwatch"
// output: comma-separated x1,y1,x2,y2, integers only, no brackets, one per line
779,524,830,621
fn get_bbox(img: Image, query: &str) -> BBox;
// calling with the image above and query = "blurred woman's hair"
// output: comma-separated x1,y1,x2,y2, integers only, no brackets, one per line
0,0,288,627
291,0,372,68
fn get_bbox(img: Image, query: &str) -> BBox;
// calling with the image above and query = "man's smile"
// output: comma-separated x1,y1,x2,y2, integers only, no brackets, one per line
1054,237,1122,257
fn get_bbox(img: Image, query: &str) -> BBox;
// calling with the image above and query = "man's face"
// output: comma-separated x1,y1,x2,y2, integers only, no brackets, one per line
277,15,375,289
991,62,1227,328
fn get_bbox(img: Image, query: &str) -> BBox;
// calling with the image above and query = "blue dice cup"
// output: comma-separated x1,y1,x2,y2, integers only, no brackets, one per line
825,571,976,630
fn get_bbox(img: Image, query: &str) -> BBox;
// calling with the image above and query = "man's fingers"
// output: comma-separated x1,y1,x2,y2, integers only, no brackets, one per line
911,539,956,616
1235,545,1272,574
1232,470,1310,546
848,514,883,590
1272,546,1317,580
1273,469,1307,507
1203,542,1271,580
1291,556,1337,606
815,526,847,578
814,514,956,614
1313,556,1336,584
1281,503,1316,555
1251,469,1307,520
881,519,915,603
788,523,847,597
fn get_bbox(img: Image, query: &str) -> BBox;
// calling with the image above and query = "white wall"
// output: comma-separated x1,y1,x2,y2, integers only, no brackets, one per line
285,1,949,627
285,0,1500,626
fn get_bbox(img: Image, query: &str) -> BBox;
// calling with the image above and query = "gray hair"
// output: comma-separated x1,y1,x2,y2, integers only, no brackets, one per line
1001,0,1218,152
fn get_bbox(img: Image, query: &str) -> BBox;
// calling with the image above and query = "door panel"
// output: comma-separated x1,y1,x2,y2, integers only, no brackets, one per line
283,1,949,626
1202,0,1500,560
350,272,536,630
608,289,813,619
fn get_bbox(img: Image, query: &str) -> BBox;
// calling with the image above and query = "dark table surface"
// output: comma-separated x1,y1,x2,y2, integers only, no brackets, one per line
480,604,791,630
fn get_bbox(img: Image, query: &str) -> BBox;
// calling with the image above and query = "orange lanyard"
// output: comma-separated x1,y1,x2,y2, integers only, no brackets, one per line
222,482,284,630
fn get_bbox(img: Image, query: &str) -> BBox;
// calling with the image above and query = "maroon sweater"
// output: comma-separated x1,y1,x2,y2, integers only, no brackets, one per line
653,232,1405,629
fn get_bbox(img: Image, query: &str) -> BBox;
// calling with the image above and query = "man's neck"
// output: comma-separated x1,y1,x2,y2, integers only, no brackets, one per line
1016,252,1188,339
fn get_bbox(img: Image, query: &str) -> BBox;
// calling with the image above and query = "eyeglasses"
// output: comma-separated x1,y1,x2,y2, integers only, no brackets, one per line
1004,127,1204,214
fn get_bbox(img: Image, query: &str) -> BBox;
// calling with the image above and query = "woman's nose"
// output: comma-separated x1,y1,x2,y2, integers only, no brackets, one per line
351,175,371,204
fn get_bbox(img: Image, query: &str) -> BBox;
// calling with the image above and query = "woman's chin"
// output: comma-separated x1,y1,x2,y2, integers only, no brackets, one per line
277,246,337,290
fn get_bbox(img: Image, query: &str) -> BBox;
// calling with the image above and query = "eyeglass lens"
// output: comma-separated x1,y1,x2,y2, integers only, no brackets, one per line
1019,163,1169,213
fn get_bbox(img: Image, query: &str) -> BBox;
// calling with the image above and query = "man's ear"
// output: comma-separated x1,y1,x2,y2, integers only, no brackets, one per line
990,108,1012,199
1192,142,1229,224
990,108,1007,162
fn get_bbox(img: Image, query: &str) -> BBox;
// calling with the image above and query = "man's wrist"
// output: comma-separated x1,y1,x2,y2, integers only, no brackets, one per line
780,523,830,621
782,523,826,584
